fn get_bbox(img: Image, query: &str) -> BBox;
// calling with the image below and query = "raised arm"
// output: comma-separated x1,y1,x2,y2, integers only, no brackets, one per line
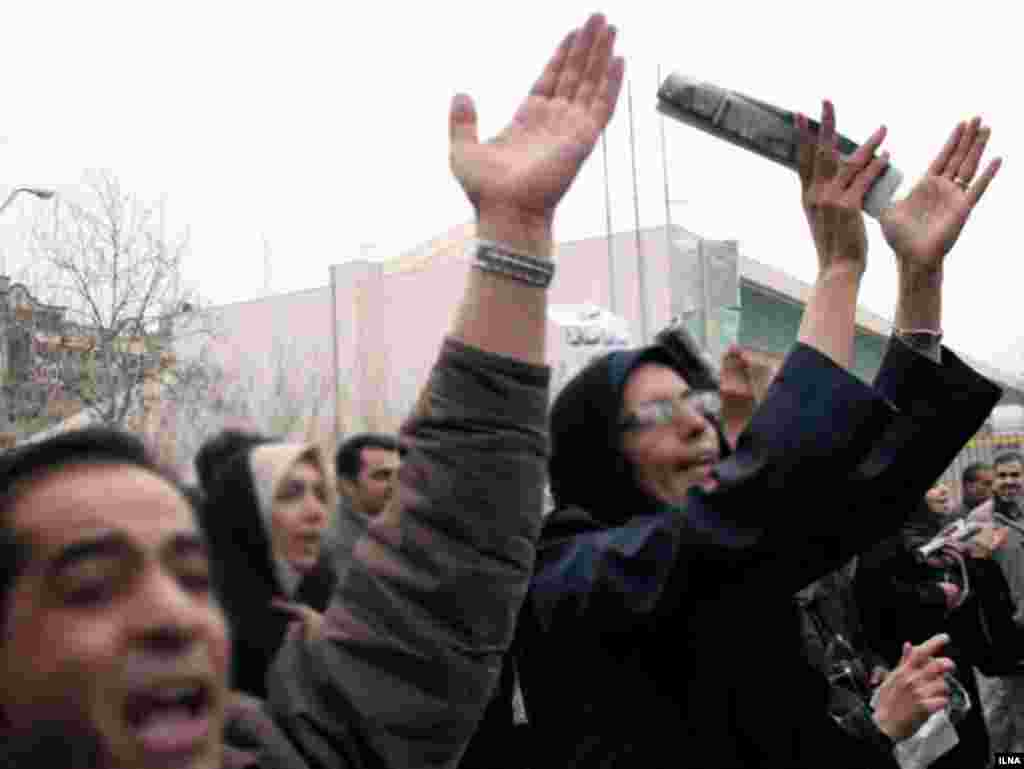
769,119,1005,590
449,14,623,365
266,15,624,769
883,117,1001,345
795,100,889,369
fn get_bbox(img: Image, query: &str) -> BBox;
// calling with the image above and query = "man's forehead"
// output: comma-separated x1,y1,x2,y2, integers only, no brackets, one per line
12,463,197,549
361,447,400,469
996,461,1024,474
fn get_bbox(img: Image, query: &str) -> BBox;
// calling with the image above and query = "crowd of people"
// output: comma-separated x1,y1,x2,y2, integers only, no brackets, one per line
0,12,1019,769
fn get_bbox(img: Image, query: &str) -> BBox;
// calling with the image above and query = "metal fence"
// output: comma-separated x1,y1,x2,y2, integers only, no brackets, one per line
938,432,1024,504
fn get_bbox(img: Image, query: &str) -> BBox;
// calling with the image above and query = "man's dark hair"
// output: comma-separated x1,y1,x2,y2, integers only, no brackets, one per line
336,433,402,480
994,451,1024,469
0,428,178,623
962,461,993,485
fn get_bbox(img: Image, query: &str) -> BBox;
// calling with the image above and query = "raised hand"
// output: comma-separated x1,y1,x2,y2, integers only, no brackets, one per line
449,13,624,250
719,346,778,448
881,118,1001,273
925,483,953,517
873,634,955,741
796,101,890,278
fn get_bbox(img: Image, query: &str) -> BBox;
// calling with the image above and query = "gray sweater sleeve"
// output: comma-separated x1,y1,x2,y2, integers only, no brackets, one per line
265,338,549,769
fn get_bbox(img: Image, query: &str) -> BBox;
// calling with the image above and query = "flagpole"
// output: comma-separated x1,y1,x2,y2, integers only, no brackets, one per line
601,131,616,314
627,79,649,344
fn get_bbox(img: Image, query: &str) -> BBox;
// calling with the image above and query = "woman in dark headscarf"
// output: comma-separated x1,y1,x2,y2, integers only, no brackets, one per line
511,317,999,768
195,429,338,699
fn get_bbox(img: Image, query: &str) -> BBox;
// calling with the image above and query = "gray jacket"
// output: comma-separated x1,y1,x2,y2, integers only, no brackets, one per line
223,339,549,768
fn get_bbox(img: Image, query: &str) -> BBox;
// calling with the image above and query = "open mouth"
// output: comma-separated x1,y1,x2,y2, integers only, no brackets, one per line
125,682,212,757
678,457,718,491
679,452,717,474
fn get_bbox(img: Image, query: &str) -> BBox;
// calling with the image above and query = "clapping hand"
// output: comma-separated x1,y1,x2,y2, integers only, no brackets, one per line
873,633,955,742
796,101,890,278
449,13,624,252
881,118,1001,275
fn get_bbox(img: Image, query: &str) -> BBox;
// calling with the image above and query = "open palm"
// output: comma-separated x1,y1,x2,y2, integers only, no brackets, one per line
881,119,1000,271
450,15,624,225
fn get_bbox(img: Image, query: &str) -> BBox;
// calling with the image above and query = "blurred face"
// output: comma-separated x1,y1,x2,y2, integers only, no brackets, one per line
619,363,721,506
0,464,230,769
964,469,994,505
341,447,400,517
994,460,1024,502
925,484,952,517
271,461,329,575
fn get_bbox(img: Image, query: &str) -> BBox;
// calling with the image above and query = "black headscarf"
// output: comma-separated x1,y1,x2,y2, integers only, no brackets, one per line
194,430,336,698
546,326,728,536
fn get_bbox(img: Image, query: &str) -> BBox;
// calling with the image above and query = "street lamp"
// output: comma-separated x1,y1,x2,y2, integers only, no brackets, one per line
0,186,56,277
0,187,55,216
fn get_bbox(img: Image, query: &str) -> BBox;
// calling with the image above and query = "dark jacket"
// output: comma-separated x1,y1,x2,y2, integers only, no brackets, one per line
796,559,886,680
218,339,549,768
856,513,1023,769
516,339,1000,768
458,657,529,769
796,561,898,762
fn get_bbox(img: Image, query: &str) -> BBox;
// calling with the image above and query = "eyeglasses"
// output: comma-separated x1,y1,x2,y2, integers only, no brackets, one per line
619,390,721,432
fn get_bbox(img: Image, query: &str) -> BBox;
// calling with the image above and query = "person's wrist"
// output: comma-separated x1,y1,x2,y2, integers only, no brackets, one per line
895,280,942,332
897,260,944,293
476,205,554,259
872,710,904,744
815,261,864,287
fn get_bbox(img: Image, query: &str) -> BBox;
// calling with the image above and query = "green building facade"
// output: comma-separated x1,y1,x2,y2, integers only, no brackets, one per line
738,282,888,383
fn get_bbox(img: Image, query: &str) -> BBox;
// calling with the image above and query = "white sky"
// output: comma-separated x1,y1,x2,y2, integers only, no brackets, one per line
0,1,1019,369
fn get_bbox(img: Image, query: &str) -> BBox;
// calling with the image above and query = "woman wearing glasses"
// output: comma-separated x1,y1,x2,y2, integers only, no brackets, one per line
509,106,1003,768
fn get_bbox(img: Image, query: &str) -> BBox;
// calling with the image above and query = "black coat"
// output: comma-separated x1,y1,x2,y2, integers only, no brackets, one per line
516,340,1000,768
856,524,1021,769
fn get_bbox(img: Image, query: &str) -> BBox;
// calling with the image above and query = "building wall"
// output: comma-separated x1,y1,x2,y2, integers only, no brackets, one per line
167,224,1023,478
739,284,888,383
168,285,336,469
182,286,335,380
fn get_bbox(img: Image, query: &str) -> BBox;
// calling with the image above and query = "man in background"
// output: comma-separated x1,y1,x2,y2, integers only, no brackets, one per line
336,433,402,519
956,461,993,517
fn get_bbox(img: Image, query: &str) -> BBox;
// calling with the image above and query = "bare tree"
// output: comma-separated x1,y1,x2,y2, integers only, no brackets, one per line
335,338,422,438
20,170,213,429
166,336,335,477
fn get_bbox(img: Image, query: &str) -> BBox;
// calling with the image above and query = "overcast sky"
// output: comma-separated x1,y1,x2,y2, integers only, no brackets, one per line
0,1,1019,369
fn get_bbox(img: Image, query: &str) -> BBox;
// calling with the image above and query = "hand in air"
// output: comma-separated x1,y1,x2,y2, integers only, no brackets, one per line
449,14,624,234
881,117,1001,274
796,100,890,278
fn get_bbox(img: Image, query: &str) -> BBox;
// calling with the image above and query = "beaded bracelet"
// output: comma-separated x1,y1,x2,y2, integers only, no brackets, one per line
471,239,555,289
